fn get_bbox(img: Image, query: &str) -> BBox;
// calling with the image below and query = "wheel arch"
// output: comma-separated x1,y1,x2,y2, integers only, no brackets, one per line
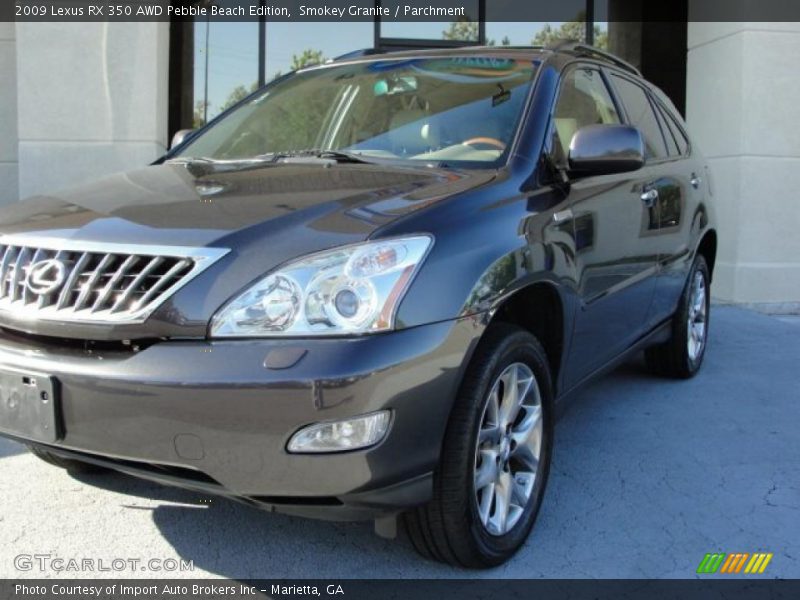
696,229,718,281
487,281,569,395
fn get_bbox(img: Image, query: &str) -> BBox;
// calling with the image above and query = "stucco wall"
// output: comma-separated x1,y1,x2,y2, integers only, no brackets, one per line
687,22,800,308
14,22,170,199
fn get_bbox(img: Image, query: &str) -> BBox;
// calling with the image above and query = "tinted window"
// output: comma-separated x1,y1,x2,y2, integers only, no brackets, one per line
659,104,690,156
551,68,621,165
610,74,668,160
655,106,680,157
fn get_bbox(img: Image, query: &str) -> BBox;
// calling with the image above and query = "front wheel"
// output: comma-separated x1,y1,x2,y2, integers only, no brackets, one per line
404,323,554,567
645,254,711,378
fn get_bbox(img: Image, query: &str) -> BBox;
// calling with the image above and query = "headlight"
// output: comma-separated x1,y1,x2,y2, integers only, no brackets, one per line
210,235,432,337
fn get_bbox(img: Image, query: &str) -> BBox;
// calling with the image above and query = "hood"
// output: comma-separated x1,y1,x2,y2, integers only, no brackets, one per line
0,161,494,339
0,161,493,245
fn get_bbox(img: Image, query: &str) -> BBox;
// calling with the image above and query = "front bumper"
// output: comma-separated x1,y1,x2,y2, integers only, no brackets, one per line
0,317,483,519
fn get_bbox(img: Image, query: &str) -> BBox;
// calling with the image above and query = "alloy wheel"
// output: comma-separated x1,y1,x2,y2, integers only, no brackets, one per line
687,270,708,362
473,362,543,536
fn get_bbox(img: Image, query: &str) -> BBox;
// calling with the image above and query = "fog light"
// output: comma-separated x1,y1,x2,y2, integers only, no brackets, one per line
287,411,391,453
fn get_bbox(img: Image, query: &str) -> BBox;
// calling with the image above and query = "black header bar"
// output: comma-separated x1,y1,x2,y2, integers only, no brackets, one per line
4,0,800,22
3,579,800,600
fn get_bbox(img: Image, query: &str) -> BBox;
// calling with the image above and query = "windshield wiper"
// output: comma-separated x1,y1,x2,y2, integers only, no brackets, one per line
263,149,374,164
170,149,376,167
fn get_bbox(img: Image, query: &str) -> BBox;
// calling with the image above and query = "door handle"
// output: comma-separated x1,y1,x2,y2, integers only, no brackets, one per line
640,189,659,208
690,173,702,189
552,208,573,223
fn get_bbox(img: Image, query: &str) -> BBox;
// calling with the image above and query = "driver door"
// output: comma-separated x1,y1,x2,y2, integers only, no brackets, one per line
551,66,661,386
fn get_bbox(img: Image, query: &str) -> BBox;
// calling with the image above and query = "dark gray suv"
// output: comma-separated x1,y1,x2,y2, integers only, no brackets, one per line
0,44,716,567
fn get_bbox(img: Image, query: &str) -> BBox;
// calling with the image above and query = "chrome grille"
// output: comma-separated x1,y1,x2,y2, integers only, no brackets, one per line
0,237,229,324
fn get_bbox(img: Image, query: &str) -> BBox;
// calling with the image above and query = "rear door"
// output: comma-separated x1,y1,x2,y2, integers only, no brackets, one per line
604,72,687,333
646,93,707,324
550,66,661,386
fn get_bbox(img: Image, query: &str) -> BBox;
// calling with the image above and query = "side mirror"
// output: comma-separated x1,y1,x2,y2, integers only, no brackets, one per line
568,124,645,177
170,129,196,150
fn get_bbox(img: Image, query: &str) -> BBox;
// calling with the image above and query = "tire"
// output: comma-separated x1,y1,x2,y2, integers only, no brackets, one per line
404,323,554,568
645,254,711,379
27,445,107,474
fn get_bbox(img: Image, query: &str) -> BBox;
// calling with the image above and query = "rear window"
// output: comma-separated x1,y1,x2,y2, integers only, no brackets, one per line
658,103,690,156
654,106,679,157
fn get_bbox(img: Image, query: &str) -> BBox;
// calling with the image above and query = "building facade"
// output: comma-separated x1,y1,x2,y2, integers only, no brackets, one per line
0,14,798,310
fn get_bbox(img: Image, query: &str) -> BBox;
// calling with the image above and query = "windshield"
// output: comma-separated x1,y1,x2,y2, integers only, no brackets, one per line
175,56,537,166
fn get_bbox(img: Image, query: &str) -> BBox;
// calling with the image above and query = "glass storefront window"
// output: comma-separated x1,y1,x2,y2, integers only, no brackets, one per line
380,0,481,41
193,21,259,126
485,22,561,46
381,20,480,43
190,21,372,128
263,23,373,82
173,0,685,137
594,22,609,49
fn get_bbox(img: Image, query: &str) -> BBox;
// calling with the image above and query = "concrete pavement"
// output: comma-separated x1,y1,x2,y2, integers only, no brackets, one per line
0,306,798,579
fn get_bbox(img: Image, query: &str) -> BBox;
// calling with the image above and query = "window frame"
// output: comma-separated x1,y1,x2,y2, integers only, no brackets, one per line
604,69,672,165
652,95,692,158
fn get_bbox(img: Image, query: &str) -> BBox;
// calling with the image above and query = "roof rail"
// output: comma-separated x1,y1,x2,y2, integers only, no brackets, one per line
331,48,384,62
547,40,641,76
335,44,548,60
459,44,547,51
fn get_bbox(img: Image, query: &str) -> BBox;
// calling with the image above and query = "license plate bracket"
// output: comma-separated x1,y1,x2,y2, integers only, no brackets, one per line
0,366,60,443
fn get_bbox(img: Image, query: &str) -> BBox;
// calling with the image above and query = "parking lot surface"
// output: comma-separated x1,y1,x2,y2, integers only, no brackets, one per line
0,306,798,579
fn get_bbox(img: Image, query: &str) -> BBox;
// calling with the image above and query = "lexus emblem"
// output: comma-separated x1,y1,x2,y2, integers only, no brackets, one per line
25,259,68,295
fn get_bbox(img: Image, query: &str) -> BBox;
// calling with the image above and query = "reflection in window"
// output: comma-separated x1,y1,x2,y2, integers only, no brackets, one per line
381,20,482,43
193,21,259,127
191,21,373,129
530,19,587,47
574,212,595,253
551,68,620,165
380,0,481,40
177,58,536,165
594,22,609,49
657,186,682,229
610,74,668,159
485,22,544,47
264,23,373,82
486,10,601,48
644,181,683,232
